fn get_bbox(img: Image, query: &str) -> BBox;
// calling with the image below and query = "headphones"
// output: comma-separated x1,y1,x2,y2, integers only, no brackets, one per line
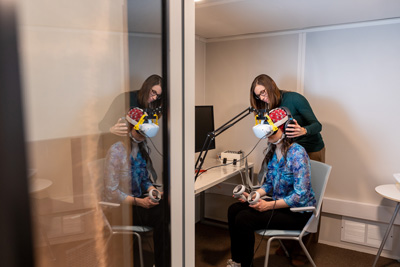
278,107,294,135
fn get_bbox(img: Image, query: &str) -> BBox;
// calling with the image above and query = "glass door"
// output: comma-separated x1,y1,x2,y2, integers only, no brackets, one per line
15,0,169,266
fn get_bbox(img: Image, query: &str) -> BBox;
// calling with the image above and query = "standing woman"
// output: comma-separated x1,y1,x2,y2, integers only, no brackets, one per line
226,108,316,267
101,74,163,136
250,74,325,162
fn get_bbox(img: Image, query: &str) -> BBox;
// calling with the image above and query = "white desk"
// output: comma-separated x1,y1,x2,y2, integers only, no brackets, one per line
195,158,254,194
373,184,400,267
195,158,254,222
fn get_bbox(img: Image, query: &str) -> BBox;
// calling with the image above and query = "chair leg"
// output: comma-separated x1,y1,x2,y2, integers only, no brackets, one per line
278,239,290,258
264,237,275,267
298,239,316,267
133,232,144,267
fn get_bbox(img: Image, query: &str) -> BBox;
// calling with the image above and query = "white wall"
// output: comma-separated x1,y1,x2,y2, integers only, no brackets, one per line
205,34,299,165
305,23,400,204
195,38,206,105
20,0,129,141
20,0,162,141
197,20,400,257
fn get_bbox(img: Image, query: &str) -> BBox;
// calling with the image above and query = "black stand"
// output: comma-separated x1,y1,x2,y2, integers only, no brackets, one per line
195,107,264,180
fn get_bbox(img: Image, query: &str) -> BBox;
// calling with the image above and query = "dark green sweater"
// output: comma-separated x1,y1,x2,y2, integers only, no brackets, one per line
280,91,324,153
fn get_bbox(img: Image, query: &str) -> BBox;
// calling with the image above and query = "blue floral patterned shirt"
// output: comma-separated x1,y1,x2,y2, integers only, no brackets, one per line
104,142,153,203
260,143,316,208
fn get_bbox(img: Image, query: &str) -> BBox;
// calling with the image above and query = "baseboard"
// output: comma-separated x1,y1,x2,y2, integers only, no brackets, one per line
318,239,399,260
323,197,400,225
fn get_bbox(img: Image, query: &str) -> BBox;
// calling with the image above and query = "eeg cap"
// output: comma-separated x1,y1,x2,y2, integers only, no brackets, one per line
268,107,289,132
126,107,159,138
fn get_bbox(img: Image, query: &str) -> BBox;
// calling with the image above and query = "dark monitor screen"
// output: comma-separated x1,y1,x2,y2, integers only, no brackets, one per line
195,105,215,153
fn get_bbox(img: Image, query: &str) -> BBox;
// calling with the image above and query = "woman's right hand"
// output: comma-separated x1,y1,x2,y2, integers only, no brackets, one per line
136,197,159,209
235,192,249,203
110,118,128,136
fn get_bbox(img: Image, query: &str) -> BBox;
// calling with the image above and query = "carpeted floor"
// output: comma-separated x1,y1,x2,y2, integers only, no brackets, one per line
195,222,400,267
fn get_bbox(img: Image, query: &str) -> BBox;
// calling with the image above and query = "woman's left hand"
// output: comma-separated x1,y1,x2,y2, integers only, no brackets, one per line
285,119,307,138
249,199,270,212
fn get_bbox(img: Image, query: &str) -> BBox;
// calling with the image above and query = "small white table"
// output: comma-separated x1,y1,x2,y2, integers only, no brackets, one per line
373,184,400,267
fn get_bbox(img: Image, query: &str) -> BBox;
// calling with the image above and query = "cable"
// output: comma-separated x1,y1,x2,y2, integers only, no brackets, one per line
196,137,265,178
139,130,164,157
250,200,277,267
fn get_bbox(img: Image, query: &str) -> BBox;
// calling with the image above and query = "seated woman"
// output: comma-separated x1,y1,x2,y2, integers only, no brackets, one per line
227,107,316,267
104,107,166,267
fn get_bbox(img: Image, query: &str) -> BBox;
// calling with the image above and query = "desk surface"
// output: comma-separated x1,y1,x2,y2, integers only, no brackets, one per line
375,184,400,202
194,159,254,194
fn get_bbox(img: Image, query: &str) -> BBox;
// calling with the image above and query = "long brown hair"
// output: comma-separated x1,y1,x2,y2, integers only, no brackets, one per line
137,74,163,110
262,134,294,167
127,124,152,165
250,74,282,110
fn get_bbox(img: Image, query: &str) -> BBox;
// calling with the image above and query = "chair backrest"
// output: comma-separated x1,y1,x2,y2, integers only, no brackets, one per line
87,158,106,202
310,160,332,220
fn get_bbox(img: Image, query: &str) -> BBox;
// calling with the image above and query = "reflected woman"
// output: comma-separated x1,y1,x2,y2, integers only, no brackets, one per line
99,74,163,136
104,107,166,267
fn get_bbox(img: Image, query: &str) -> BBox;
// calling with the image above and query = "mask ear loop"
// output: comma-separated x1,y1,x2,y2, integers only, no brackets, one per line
272,133,285,145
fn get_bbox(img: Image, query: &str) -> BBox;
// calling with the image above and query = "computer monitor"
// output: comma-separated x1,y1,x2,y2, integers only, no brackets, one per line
195,105,215,153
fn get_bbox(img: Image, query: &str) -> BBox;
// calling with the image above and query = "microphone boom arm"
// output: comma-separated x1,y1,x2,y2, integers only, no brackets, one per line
195,107,255,180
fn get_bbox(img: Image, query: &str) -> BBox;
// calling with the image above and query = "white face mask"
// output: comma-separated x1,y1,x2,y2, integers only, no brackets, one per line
272,133,285,145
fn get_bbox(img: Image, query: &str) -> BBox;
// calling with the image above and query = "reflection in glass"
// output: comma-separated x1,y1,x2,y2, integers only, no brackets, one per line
19,0,164,266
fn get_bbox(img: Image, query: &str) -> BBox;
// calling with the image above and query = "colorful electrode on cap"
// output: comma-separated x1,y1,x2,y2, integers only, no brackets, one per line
268,107,290,132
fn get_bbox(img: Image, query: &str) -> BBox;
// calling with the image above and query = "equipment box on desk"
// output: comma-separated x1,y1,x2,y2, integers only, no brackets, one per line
220,150,244,166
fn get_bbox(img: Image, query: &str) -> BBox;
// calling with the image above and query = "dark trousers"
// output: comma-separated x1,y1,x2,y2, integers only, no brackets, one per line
228,202,311,267
132,200,168,267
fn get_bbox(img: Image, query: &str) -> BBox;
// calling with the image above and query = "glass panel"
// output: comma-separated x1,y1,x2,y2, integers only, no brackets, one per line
18,0,167,266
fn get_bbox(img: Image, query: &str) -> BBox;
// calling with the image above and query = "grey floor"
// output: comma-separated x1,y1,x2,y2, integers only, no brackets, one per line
195,222,400,267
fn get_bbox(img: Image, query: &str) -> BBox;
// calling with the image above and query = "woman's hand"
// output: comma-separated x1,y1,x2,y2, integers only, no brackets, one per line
135,197,159,209
285,119,307,138
110,118,129,136
249,199,272,212
233,192,249,203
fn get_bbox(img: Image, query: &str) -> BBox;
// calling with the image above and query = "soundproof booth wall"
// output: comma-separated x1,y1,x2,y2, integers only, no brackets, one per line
197,20,400,257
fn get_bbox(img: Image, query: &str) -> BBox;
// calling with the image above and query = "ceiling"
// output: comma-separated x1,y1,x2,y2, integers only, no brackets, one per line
195,0,400,39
